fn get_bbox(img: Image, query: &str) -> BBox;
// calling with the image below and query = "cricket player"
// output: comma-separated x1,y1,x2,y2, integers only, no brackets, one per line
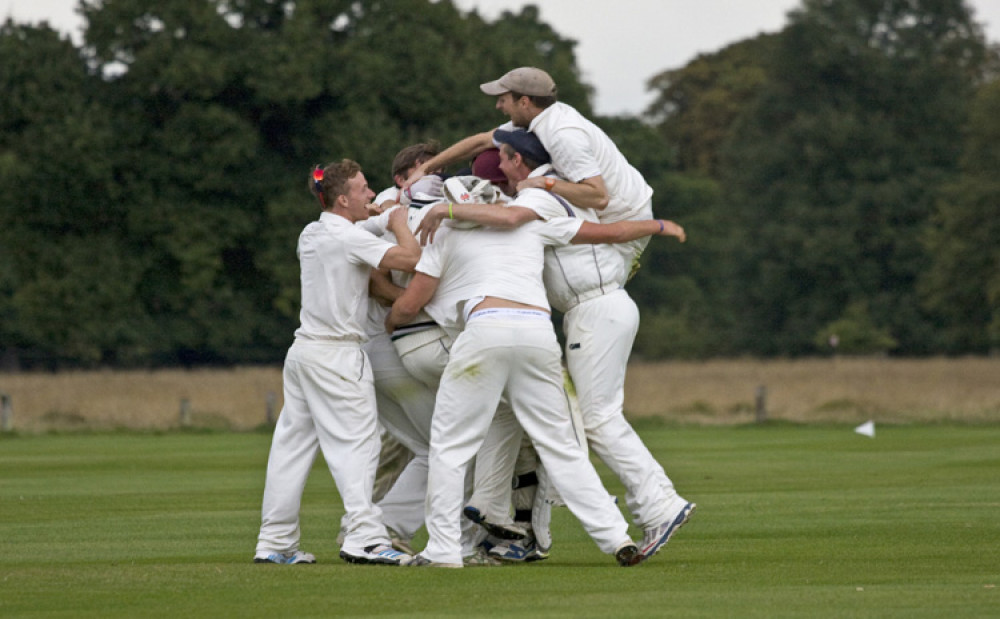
404,66,656,281
417,130,695,563
253,160,418,566
385,187,683,568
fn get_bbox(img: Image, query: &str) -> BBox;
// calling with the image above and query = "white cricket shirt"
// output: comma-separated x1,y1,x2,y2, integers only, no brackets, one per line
511,165,628,312
499,101,653,223
415,218,583,335
294,211,394,341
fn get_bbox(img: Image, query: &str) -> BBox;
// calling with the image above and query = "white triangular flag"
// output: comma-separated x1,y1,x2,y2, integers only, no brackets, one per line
854,420,875,438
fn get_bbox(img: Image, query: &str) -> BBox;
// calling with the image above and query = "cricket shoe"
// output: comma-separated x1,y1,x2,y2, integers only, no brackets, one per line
253,550,316,565
640,501,696,560
462,505,527,540
489,537,549,563
408,553,462,568
386,526,414,555
339,543,412,566
463,545,503,567
614,541,643,567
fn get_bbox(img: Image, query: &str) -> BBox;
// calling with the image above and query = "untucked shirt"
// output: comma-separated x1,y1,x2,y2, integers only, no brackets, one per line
416,217,583,335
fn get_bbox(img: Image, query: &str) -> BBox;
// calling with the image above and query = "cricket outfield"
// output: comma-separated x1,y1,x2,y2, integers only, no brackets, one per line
0,423,996,617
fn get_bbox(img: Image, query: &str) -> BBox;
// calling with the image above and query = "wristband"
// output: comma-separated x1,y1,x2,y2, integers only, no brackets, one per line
544,177,556,191
658,220,664,233
448,203,454,219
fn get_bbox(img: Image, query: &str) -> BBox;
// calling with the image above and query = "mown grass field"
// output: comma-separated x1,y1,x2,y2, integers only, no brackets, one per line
1,424,996,617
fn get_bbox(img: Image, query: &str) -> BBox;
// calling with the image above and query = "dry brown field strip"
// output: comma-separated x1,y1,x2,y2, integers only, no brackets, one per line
1,358,998,432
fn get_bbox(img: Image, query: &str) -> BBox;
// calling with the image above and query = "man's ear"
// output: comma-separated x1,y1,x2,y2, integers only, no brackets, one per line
334,193,348,209
393,174,406,188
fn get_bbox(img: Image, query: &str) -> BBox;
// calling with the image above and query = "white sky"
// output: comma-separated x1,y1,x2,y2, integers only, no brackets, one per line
3,0,999,115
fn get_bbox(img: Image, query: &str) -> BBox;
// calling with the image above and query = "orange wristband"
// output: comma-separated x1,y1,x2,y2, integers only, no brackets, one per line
544,177,556,191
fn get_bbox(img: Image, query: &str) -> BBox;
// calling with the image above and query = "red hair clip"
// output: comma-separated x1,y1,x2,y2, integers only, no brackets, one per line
313,166,325,208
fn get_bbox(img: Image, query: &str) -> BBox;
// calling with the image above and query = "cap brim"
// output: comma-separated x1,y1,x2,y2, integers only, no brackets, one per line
480,80,508,95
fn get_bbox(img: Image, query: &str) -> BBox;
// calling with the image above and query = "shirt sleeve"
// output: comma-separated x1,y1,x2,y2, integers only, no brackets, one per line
538,217,584,247
546,126,602,183
344,225,394,269
511,188,574,221
415,231,446,278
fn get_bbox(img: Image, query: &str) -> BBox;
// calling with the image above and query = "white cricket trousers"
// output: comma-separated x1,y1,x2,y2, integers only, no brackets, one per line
421,313,631,565
365,332,434,540
564,289,680,527
256,339,389,557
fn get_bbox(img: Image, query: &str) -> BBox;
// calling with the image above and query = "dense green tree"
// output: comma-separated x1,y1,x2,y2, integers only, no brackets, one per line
722,0,991,356
0,21,134,366
646,35,777,177
3,1,596,367
920,78,1000,352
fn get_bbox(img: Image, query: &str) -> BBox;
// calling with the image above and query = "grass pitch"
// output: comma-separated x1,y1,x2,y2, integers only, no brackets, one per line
1,423,996,617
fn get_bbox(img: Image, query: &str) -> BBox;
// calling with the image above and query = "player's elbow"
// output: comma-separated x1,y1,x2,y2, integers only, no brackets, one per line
379,248,421,273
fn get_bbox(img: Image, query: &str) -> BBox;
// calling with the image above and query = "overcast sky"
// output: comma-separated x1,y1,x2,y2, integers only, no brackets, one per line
4,0,999,115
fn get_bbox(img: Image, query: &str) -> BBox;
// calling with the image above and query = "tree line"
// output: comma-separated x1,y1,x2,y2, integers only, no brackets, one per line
1,0,997,369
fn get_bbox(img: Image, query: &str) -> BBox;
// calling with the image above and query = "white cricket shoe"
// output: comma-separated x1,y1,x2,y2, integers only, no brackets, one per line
340,543,412,566
253,550,316,565
640,501,696,560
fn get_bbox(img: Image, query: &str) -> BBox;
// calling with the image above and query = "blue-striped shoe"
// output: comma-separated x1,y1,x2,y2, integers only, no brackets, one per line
640,501,696,560
340,543,412,566
253,550,316,564
489,537,549,563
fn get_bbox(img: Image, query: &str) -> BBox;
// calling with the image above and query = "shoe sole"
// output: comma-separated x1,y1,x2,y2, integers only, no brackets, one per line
641,502,696,559
339,551,404,566
409,557,463,568
463,506,526,541
492,553,548,563
615,544,643,567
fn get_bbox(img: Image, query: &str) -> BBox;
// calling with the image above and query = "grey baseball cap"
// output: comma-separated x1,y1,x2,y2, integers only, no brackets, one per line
480,67,557,97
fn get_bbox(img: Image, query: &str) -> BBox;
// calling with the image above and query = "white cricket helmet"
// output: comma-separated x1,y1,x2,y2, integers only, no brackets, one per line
443,176,503,205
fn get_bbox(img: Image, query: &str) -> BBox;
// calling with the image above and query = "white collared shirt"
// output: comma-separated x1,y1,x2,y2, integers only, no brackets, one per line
509,165,628,312
415,217,583,336
294,211,395,341
498,101,653,223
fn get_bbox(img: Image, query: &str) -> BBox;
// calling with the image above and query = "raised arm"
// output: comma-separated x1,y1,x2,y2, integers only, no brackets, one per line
572,219,686,245
517,174,610,211
402,131,495,190
416,202,540,245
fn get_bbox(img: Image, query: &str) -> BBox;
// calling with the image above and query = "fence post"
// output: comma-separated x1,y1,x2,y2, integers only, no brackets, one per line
755,385,768,423
266,391,277,425
1,393,11,432
179,398,191,427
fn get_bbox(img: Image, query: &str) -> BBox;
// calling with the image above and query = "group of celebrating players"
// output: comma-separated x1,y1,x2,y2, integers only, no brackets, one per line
252,67,695,568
